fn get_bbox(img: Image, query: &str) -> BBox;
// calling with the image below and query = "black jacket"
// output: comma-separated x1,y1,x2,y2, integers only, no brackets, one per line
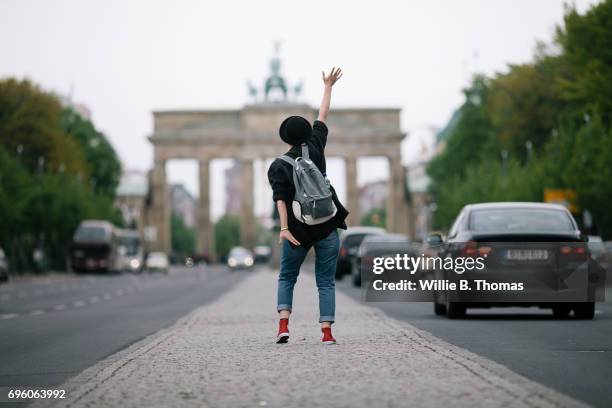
267,120,349,248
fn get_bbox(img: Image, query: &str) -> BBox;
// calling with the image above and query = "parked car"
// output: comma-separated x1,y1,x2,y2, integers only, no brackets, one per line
227,247,255,270
254,245,272,263
336,227,386,279
352,233,413,287
115,229,143,273
0,248,9,283
588,235,606,264
69,220,119,274
432,202,596,319
145,252,169,273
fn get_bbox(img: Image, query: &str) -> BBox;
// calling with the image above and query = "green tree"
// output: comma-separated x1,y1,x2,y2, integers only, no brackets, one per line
214,214,241,259
486,57,566,161
60,108,122,197
556,0,612,127
171,213,196,256
0,79,88,176
426,1,612,237
565,114,612,237
0,78,124,272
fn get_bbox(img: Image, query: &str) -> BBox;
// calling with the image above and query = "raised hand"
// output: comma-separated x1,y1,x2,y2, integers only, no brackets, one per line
322,67,343,87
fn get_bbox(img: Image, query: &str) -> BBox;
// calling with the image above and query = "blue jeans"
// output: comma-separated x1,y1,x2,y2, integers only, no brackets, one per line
277,230,339,323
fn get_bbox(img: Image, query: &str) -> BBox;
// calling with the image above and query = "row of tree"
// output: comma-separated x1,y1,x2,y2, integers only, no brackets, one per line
427,1,612,238
0,79,123,272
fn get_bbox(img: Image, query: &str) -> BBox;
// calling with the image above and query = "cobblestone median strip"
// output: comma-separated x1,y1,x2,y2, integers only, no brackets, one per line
35,269,589,408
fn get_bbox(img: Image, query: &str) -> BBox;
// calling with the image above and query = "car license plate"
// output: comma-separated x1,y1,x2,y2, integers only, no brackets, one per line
505,249,549,260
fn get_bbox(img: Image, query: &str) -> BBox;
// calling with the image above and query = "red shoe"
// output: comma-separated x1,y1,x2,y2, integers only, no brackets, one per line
276,318,289,344
321,327,336,345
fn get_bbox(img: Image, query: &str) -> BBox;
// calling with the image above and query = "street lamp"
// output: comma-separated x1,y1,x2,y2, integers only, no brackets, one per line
500,149,509,175
37,156,45,174
525,140,533,160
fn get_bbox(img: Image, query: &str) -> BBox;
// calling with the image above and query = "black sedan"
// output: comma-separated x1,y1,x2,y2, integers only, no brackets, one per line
336,227,386,279
430,202,600,319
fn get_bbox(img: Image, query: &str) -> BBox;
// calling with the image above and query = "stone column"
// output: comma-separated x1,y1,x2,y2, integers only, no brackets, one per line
386,155,412,236
197,159,214,262
345,156,360,226
150,159,170,253
240,159,256,250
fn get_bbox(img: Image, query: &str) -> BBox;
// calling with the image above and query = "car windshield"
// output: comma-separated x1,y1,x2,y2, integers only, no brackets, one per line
118,236,140,255
343,234,368,248
229,248,251,257
74,226,109,243
470,209,574,233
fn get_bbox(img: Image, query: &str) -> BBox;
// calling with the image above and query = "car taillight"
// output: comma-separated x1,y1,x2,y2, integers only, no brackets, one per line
461,241,492,258
339,247,348,257
560,244,588,259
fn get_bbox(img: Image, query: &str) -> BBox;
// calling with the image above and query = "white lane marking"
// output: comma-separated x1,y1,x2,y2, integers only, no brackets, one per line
73,300,86,307
89,296,100,303
103,293,112,300
1,313,19,320
54,304,66,311
30,310,45,316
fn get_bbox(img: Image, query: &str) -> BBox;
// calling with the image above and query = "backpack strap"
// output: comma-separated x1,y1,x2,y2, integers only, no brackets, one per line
301,144,309,160
277,155,296,168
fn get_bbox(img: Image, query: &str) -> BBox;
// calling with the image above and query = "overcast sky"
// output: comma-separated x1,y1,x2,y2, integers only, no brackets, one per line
0,0,598,220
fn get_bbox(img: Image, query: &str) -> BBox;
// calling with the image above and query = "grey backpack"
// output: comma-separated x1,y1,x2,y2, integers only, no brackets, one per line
278,145,337,225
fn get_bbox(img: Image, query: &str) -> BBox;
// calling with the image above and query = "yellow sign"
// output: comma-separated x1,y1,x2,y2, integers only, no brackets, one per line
544,189,578,213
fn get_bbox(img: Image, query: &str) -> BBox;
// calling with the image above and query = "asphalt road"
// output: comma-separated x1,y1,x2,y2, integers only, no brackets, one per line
336,277,612,408
0,265,247,393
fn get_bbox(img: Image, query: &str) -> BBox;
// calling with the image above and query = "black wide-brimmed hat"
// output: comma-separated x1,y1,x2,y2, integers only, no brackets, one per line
279,116,312,145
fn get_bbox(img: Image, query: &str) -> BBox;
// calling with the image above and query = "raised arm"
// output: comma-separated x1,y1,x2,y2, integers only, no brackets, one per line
317,67,342,122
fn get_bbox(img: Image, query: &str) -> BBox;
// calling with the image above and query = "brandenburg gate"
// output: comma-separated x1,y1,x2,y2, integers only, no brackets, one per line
148,104,411,256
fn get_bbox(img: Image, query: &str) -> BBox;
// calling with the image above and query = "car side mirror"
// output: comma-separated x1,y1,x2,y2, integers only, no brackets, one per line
426,233,444,247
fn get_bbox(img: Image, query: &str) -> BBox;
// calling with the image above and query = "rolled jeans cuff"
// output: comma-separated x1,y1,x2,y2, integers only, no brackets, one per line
319,316,335,324
277,304,292,313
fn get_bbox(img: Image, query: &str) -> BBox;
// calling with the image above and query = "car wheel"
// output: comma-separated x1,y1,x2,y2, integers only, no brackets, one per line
552,304,570,319
446,302,466,319
434,301,446,316
574,302,595,320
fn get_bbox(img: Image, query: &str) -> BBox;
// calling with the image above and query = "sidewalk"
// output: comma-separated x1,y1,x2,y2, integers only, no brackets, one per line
40,268,589,408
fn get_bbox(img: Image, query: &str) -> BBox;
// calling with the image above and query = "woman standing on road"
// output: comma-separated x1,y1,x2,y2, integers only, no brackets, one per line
267,67,348,345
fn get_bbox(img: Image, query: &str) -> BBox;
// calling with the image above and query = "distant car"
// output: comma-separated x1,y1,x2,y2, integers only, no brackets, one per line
588,236,606,263
336,227,386,279
352,234,412,287
115,229,143,273
146,252,169,273
227,247,254,270
0,248,8,283
254,246,272,264
70,220,118,274
432,202,595,319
